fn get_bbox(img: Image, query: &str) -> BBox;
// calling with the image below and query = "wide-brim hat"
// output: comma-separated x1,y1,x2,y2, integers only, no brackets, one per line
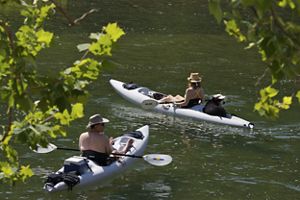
187,72,202,83
212,94,226,100
86,114,109,129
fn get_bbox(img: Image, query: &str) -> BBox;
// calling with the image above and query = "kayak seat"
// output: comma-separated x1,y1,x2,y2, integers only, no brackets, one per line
81,151,111,166
64,156,91,174
124,131,144,140
123,82,139,90
138,87,166,100
138,87,150,96
152,92,166,100
190,105,204,112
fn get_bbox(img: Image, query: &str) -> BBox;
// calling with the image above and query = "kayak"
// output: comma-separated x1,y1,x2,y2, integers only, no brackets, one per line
44,125,149,192
109,79,254,129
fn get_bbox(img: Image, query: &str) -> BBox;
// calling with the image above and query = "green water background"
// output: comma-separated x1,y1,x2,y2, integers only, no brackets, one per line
0,0,299,199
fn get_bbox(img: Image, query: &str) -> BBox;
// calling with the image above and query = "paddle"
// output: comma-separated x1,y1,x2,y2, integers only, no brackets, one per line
33,143,172,166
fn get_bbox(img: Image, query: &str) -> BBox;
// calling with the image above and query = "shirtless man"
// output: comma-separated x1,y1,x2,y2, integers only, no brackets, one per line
79,114,133,166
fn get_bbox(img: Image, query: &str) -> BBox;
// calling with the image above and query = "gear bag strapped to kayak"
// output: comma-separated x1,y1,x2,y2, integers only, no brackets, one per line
45,171,80,191
45,157,91,190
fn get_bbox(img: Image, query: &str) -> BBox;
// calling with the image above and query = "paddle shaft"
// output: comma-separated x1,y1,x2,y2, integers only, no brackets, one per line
56,147,143,158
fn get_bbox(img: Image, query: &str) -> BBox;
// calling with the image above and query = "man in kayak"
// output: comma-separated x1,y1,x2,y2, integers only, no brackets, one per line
79,114,133,166
158,72,205,108
203,94,227,117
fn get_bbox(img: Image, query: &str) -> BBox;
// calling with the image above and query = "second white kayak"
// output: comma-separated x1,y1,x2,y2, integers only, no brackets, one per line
109,79,254,129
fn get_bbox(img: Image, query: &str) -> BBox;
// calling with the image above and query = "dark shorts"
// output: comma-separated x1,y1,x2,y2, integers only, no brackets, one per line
81,150,109,166
181,98,201,108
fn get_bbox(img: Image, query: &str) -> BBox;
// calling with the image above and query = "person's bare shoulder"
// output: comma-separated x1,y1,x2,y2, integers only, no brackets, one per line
185,87,194,94
79,131,88,138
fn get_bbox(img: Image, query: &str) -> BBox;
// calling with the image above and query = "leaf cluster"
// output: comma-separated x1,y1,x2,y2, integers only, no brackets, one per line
0,2,124,184
209,0,300,118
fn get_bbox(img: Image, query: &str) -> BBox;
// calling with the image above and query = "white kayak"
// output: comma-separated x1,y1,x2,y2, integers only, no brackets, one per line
44,125,149,192
109,79,254,129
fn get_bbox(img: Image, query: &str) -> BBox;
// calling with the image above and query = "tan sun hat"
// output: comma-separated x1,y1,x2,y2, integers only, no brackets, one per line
187,72,202,83
86,114,109,129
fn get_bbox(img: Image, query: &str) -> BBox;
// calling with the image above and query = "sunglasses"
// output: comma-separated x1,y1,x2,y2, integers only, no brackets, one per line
93,123,104,128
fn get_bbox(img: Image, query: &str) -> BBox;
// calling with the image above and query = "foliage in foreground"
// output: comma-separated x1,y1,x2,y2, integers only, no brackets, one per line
209,0,300,119
0,1,124,184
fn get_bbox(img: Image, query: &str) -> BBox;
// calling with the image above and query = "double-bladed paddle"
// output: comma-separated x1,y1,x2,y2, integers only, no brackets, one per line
33,143,172,167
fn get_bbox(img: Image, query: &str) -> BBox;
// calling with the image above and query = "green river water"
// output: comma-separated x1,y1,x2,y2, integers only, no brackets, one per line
0,0,299,199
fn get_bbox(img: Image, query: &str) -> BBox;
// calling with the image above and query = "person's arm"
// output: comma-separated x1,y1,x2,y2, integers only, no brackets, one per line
78,134,83,151
199,88,205,102
105,136,115,154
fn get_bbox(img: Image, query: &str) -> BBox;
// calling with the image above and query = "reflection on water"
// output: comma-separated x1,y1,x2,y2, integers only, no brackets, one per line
218,176,300,192
142,181,172,198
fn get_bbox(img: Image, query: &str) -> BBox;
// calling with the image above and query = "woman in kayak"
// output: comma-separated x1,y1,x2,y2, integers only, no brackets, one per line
158,72,205,108
79,114,133,166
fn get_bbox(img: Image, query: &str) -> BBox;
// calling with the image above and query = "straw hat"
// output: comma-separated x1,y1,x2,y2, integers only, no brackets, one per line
212,94,226,100
187,73,202,83
86,114,109,129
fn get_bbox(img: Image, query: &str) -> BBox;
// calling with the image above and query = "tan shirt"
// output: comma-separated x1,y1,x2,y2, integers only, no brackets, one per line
79,131,113,154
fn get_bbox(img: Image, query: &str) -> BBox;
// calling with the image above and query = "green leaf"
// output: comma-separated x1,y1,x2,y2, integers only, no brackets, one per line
224,19,246,42
71,103,84,119
278,0,295,9
280,96,292,109
296,91,300,103
104,22,125,42
0,163,14,177
19,165,33,181
265,86,278,98
36,3,56,27
254,101,262,111
278,0,287,7
258,48,267,61
283,96,292,105
89,34,112,56
36,29,53,46
54,110,71,125
209,0,222,24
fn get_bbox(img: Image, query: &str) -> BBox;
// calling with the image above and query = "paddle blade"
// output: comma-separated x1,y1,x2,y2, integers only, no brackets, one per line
143,154,172,166
32,143,58,153
141,99,158,110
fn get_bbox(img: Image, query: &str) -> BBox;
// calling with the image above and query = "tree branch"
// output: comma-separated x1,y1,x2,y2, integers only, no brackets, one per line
255,68,269,87
0,20,15,50
49,0,75,26
73,9,98,25
49,0,98,26
270,6,300,48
